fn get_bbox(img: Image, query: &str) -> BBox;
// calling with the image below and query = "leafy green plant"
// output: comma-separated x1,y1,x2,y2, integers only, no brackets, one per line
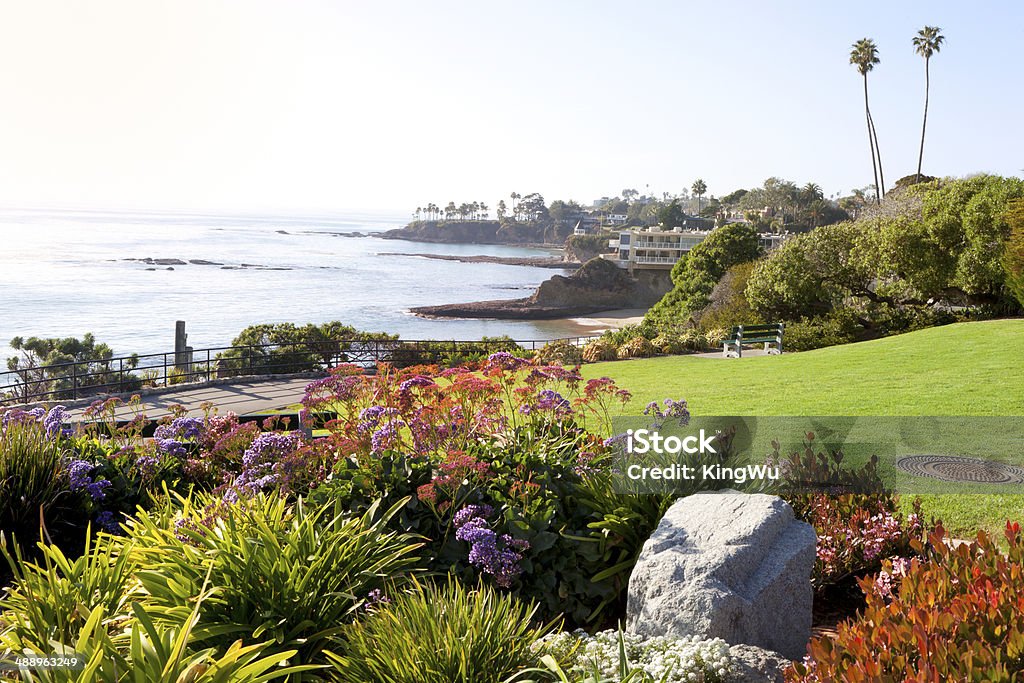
0,531,315,682
0,527,138,647
781,307,862,351
1003,198,1024,311
329,577,556,683
615,338,654,360
582,340,618,363
129,492,422,670
0,417,78,553
648,335,684,355
536,340,583,366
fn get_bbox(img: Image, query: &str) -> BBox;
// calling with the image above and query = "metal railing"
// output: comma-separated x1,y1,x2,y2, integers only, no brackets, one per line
0,335,604,406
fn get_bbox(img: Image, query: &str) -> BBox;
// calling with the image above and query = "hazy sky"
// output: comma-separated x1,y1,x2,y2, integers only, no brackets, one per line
1,1,1021,214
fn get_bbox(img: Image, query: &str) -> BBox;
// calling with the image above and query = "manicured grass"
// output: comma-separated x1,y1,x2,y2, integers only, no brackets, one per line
582,320,1024,539
583,320,1024,416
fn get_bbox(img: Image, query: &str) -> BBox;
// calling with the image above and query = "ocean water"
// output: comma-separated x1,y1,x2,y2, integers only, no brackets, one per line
0,207,596,359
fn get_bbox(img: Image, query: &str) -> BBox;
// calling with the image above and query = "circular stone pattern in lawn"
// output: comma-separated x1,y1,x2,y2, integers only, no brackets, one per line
895,455,1024,484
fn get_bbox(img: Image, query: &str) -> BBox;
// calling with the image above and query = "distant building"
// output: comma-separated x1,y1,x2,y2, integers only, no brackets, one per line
602,226,787,272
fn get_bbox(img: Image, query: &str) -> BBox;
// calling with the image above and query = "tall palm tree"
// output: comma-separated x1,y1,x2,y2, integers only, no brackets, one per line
850,39,885,204
691,179,707,214
913,26,945,181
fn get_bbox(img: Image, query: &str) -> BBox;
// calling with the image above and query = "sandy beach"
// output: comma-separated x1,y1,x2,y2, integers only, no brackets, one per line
555,308,648,335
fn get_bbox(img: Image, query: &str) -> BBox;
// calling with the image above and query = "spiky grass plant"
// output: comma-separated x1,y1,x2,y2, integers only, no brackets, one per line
329,576,558,683
128,492,422,672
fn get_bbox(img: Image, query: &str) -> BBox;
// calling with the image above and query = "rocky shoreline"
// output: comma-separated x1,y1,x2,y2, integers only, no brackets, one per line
412,298,610,320
380,252,579,269
411,258,666,321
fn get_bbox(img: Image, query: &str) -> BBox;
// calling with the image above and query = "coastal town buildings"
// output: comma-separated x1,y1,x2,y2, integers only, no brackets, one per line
603,226,788,272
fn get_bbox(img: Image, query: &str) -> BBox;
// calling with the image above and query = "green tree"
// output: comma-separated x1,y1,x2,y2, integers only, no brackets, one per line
850,39,885,203
913,26,945,180
657,199,687,228
6,333,140,401
691,179,707,214
1003,199,1024,310
496,199,507,220
645,223,763,329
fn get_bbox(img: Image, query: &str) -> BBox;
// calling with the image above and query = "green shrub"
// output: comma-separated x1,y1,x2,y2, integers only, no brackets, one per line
0,531,314,682
130,493,422,669
5,333,140,402
582,339,618,363
788,522,1024,681
536,339,583,366
600,323,657,348
0,528,137,647
649,334,685,355
678,329,707,352
0,417,79,553
1003,198,1024,310
782,308,861,351
702,326,728,349
615,337,655,359
329,578,555,683
693,260,761,331
216,321,397,376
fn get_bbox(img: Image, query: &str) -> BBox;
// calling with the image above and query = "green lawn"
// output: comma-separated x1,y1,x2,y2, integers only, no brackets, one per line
582,319,1024,539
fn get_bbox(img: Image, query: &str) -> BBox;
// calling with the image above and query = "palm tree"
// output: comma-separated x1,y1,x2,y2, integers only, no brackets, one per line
913,26,945,181
850,39,885,204
691,179,707,214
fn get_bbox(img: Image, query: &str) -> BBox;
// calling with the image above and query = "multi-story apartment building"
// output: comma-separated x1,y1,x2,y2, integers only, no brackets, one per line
603,226,787,272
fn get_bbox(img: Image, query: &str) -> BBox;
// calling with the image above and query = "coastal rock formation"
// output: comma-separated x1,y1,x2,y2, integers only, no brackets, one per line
626,490,816,660
379,253,579,269
411,257,664,319
382,220,561,245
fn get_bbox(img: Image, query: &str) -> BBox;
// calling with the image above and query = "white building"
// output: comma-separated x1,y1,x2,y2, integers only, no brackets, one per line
602,226,787,272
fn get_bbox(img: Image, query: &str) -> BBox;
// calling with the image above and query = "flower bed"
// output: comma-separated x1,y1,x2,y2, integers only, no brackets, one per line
1,355,1021,681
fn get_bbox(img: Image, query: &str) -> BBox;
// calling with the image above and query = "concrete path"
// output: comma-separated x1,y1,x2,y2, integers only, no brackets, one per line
66,377,313,421
694,348,776,359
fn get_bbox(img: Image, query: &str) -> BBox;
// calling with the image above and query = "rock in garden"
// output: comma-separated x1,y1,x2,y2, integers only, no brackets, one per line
727,644,791,682
627,490,815,660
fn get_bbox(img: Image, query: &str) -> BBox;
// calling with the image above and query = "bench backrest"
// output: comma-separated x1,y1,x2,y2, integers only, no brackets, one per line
728,323,784,334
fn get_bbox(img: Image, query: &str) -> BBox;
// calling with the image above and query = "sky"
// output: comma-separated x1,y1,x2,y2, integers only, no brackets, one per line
0,0,1021,214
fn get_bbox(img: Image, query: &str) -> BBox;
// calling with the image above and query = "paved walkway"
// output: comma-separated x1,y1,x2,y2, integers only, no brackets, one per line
694,348,776,359
66,377,313,421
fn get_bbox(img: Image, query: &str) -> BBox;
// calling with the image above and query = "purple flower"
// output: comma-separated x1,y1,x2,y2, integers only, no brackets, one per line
155,438,186,458
43,405,71,439
535,390,572,415
357,405,399,435
135,454,160,478
154,417,203,442
67,459,111,501
370,423,399,453
95,510,122,534
230,431,301,495
453,504,528,588
454,504,494,528
484,352,529,371
399,376,435,392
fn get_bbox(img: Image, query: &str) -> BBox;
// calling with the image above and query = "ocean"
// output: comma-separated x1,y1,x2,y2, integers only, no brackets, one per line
0,207,598,359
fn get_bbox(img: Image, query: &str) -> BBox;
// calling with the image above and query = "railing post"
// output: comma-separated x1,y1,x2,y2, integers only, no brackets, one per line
72,363,78,400
119,357,124,393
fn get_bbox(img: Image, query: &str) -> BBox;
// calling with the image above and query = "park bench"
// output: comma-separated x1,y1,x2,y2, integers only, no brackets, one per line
722,323,784,358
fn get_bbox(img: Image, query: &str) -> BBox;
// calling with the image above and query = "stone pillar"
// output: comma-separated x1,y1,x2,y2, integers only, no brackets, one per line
174,321,188,370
